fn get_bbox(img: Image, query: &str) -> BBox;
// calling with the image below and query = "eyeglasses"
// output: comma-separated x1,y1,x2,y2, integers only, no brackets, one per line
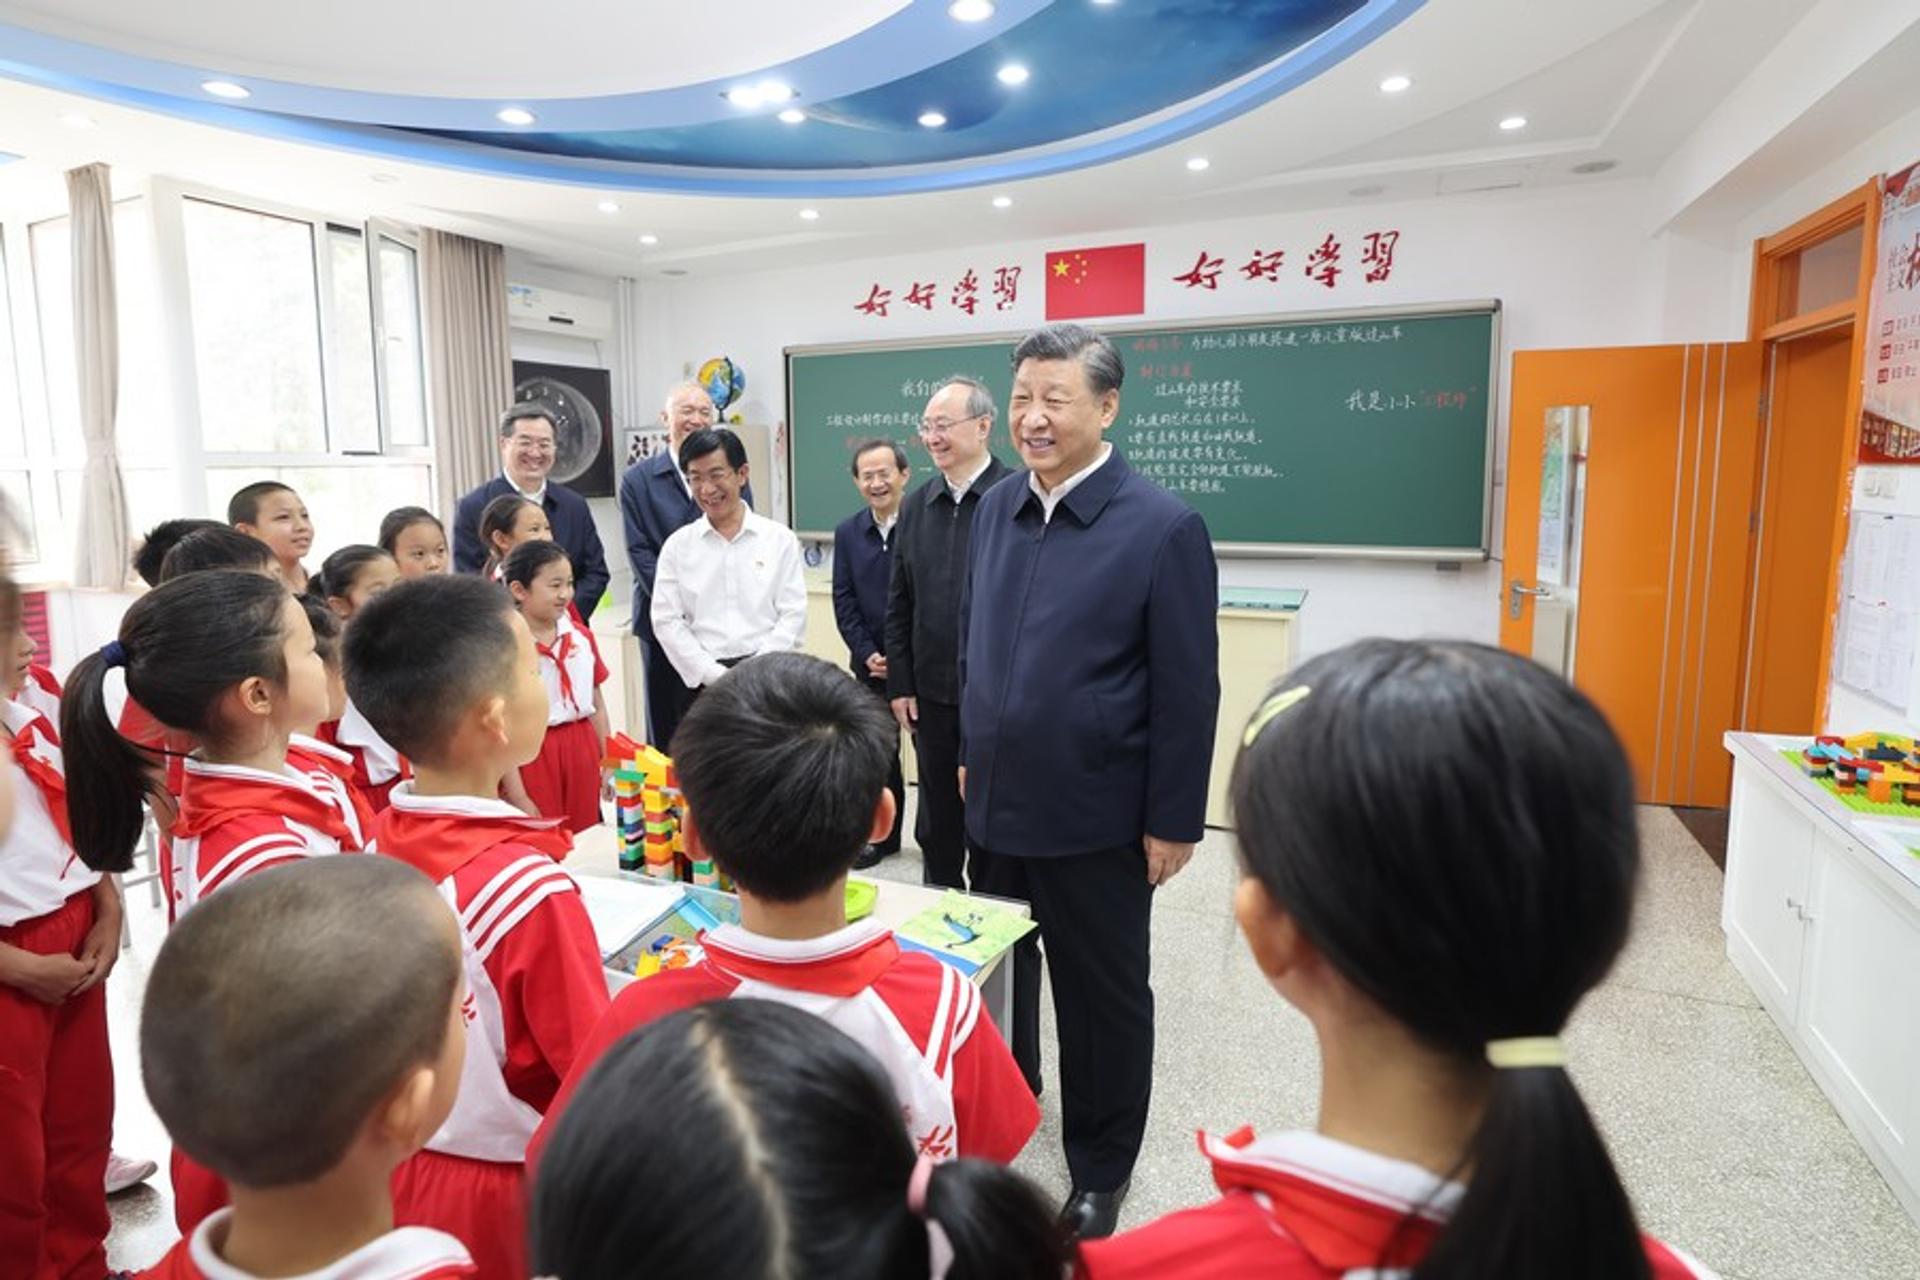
918,412,987,438
510,437,556,454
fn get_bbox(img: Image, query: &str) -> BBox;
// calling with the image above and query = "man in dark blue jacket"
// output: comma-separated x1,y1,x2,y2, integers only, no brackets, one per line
831,439,910,868
452,404,610,619
616,382,751,749
961,324,1219,1240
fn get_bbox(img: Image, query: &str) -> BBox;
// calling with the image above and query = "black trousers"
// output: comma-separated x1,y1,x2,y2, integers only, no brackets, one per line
862,678,905,854
640,635,695,752
970,842,1154,1193
911,698,967,888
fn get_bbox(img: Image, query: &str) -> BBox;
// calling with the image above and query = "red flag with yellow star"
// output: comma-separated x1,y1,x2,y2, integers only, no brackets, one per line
1044,243,1146,320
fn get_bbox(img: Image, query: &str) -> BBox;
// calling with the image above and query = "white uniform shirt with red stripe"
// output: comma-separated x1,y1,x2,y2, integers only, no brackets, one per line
136,1207,474,1280
534,918,1038,1167
1077,1127,1720,1279
16,663,62,726
0,699,97,927
372,786,610,1164
533,609,607,726
333,698,408,789
167,757,367,920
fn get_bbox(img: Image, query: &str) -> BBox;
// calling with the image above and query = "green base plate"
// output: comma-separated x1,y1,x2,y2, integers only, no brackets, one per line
1779,750,1920,817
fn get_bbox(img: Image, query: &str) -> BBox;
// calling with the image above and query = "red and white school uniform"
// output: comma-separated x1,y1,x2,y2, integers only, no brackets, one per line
1077,1127,1719,1280
373,786,610,1280
518,610,607,834
288,735,379,837
138,1208,474,1280
314,699,411,813
17,663,62,726
533,918,1038,1169
0,700,113,1280
167,755,370,1234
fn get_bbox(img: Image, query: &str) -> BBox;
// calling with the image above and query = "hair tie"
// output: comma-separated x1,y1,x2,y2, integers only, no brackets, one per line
99,640,128,669
1486,1036,1567,1070
907,1154,954,1280
1242,684,1310,747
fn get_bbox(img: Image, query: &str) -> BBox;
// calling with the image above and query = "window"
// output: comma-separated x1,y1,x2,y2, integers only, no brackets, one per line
0,236,24,459
324,226,380,453
376,234,428,447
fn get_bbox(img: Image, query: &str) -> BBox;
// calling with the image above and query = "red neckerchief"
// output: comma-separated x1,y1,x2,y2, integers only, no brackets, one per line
1200,1128,1446,1271
373,801,573,883
700,923,901,998
173,763,359,847
535,627,580,713
8,709,73,848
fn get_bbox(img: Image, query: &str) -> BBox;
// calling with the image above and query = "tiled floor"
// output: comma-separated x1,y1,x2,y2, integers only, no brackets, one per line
103,805,1920,1277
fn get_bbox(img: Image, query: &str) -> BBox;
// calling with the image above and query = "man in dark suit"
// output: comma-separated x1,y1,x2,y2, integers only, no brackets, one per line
961,324,1220,1239
616,382,751,749
885,376,1012,890
452,403,610,619
832,439,910,869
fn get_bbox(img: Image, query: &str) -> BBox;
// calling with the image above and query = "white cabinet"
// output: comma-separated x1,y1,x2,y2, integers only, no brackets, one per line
1722,769,1815,1021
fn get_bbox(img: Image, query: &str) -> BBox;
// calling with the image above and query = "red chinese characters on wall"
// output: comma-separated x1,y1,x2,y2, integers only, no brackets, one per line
1173,231,1400,293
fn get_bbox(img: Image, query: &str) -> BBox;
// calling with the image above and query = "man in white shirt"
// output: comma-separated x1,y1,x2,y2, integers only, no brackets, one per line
651,428,806,720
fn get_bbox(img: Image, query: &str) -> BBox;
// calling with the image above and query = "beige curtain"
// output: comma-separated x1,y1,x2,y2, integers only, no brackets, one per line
421,229,512,519
67,163,129,588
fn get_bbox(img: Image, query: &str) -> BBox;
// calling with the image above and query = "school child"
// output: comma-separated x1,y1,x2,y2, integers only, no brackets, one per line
135,857,474,1280
7,628,63,725
1078,640,1716,1280
380,507,450,580
159,526,277,584
132,518,225,589
502,541,608,833
0,686,119,1280
534,652,1037,1168
286,598,377,826
228,481,314,591
307,548,411,812
533,1000,1066,1280
312,545,400,620
344,575,611,1280
476,494,549,579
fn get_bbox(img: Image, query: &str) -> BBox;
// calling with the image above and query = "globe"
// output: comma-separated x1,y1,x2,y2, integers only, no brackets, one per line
698,356,746,413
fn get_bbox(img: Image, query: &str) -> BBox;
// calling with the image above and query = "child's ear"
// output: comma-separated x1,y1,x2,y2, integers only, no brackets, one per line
682,807,705,859
507,581,529,606
326,596,352,620
232,674,275,720
476,693,511,745
1234,875,1312,985
866,787,897,844
370,1063,440,1151
234,521,257,538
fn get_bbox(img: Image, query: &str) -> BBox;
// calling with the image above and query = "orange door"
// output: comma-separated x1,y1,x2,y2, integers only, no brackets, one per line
1502,342,1764,806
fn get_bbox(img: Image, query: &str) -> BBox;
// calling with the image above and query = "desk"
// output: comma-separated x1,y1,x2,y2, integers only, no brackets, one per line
567,824,1028,1035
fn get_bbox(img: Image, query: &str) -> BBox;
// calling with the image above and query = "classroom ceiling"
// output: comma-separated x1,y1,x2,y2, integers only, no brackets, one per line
0,0,1888,280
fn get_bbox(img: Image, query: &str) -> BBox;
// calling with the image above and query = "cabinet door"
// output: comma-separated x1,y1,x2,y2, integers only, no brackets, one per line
1722,768,1814,1021
1800,832,1920,1183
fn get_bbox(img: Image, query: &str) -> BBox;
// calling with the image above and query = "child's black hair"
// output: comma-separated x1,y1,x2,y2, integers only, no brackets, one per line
310,544,394,605
342,575,518,768
1229,639,1647,1280
227,480,295,527
477,494,541,577
158,526,276,582
134,518,225,587
672,652,897,902
62,571,295,872
532,999,1066,1280
377,506,444,555
500,538,570,591
300,594,342,670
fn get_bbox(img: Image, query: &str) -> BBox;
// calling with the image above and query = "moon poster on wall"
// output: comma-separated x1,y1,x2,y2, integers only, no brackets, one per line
511,361,615,498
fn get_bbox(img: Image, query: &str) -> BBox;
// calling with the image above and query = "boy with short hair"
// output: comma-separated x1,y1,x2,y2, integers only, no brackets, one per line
228,481,313,591
133,518,224,590
136,856,473,1279
534,651,1038,1166
345,575,610,1280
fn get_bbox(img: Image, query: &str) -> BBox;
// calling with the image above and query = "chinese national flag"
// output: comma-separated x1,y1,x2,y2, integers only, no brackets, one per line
1045,243,1146,320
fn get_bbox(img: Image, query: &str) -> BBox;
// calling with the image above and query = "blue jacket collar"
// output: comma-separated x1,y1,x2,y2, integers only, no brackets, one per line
1013,445,1130,526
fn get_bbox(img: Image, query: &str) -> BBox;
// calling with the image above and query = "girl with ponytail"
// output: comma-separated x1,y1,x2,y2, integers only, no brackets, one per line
1081,639,1714,1280
532,999,1068,1280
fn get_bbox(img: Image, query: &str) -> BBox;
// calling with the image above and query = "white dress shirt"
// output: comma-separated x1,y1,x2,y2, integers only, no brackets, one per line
504,472,548,502
1030,443,1113,523
651,507,808,687
945,454,995,502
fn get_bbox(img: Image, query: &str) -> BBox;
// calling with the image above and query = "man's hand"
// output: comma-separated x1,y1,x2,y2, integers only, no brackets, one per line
957,766,967,801
1144,836,1196,886
891,696,919,736
865,653,888,680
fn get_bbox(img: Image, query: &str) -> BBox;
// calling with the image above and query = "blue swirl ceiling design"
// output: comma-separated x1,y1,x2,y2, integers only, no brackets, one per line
0,0,1423,196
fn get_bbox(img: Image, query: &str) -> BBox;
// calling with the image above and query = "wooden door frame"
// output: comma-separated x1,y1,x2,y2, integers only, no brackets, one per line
1744,179,1882,729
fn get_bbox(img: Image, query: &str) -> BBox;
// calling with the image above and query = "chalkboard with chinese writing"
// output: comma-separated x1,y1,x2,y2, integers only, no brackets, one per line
785,303,1498,557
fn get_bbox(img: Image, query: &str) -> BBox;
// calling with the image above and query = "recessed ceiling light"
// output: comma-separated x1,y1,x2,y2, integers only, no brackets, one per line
778,107,807,124
997,64,1030,86
496,106,536,126
1185,156,1210,172
918,111,948,129
949,0,994,20
1349,183,1386,197
756,80,794,105
201,80,250,100
1499,115,1528,131
1379,74,1413,94
369,172,400,185
1571,159,1618,175
597,200,621,214
799,208,820,221
992,195,1013,209
639,233,659,245
725,86,761,109
1091,0,1119,6
58,112,97,130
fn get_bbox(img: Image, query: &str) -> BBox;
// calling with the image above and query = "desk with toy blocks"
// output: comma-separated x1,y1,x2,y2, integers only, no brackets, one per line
567,822,1030,1037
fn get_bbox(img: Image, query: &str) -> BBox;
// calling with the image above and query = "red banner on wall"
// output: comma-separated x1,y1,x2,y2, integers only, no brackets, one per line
1862,161,1920,465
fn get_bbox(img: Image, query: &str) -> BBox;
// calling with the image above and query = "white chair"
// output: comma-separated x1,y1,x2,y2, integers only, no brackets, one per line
118,811,164,950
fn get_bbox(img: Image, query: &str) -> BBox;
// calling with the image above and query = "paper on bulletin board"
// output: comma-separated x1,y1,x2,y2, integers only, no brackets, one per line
1836,512,1920,710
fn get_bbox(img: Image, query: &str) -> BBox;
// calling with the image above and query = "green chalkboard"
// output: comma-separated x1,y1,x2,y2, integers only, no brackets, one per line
785,303,1498,557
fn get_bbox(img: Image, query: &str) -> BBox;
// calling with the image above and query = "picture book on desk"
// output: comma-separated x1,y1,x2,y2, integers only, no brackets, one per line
895,891,1038,977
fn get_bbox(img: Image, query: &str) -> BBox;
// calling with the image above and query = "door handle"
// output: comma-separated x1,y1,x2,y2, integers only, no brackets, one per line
1508,579,1551,620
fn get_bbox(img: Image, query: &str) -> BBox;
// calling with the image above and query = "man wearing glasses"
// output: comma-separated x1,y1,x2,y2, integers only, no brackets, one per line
884,375,1012,891
453,402,610,620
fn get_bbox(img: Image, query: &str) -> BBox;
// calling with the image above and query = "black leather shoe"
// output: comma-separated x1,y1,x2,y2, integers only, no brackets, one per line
1060,1180,1130,1240
852,844,896,871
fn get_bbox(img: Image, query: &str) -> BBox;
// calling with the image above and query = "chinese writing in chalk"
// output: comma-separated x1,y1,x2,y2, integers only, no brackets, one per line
1177,323,1403,350
1346,387,1478,413
1127,423,1279,496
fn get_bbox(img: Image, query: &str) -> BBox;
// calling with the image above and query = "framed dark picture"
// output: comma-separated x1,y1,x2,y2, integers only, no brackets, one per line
512,361,615,499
